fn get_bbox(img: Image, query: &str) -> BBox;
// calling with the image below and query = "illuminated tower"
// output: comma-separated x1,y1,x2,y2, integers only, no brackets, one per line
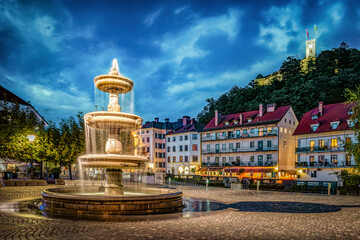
306,39,316,59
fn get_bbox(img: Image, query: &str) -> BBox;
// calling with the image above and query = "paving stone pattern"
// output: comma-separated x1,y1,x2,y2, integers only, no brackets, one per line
0,186,360,239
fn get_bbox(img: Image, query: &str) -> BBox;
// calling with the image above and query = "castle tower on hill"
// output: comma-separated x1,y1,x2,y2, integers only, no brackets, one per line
306,39,316,59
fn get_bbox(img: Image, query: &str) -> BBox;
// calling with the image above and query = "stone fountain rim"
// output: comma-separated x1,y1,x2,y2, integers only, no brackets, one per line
41,186,183,201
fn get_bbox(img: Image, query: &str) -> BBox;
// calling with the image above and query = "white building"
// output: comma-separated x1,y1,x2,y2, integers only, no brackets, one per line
166,116,203,175
201,104,298,179
294,102,356,182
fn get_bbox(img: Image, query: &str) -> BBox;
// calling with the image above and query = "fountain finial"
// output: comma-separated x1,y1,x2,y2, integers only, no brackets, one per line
109,58,120,75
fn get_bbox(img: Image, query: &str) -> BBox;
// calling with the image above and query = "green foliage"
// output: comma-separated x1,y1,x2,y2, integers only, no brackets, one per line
344,86,360,172
197,43,360,124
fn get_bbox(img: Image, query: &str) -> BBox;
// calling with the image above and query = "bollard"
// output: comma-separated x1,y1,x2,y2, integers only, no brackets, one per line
257,181,260,192
328,183,331,195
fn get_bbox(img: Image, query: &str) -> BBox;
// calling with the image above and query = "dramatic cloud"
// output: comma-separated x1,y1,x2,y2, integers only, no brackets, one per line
0,0,359,123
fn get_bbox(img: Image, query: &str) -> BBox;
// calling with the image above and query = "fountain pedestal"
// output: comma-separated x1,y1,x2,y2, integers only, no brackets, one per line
105,169,123,195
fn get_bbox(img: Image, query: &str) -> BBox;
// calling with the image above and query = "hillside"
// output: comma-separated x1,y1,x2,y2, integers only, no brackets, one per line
197,42,360,124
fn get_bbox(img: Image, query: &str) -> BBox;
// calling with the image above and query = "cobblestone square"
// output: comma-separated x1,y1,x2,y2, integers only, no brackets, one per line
0,186,360,240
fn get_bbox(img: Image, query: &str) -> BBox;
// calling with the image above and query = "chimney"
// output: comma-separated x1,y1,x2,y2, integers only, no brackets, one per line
259,103,264,117
215,110,219,126
154,117,159,123
183,116,190,126
165,118,169,123
239,114,243,125
266,103,276,112
318,101,323,116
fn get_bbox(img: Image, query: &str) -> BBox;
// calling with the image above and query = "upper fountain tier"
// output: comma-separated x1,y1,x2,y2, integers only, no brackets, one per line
94,59,133,94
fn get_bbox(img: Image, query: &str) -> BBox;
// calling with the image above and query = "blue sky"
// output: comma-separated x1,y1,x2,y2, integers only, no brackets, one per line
0,0,359,123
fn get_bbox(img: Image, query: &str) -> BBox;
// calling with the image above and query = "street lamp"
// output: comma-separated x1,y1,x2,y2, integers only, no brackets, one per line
27,133,36,179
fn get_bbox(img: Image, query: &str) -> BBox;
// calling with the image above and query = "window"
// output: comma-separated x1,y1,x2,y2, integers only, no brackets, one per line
309,141,315,151
280,127,283,133
185,156,188,162
155,152,158,158
206,133,210,138
267,127,272,133
236,130,240,138
192,134,197,140
250,128,255,134
318,155,325,162
229,143,233,149
311,124,319,132
185,135,188,140
180,145,183,151
330,122,339,129
318,140,325,149
285,118,287,123
289,120,291,124
172,137,176,142
147,130,149,133
207,156,210,163
167,147,170,152
236,142,240,148
267,140,272,148
215,157,219,164
155,133,158,138
184,145,188,151
309,156,314,162
250,156,254,162
222,132,226,137
346,154,351,165
311,170,317,178
172,146,176,152
222,144,226,150
311,115,318,120
243,129,248,134
229,157,234,163
331,155,338,164
147,147,149,152
180,136,183,141
167,157,170,163
284,141,287,148
193,144,198,151
167,137,170,142
331,139,338,149
250,141,255,148
266,154,272,161
142,131,144,134
180,156,183,162
147,137,149,142
221,157,226,164
207,144,210,151
298,139,301,147
284,128,287,134
155,143,158,148
173,156,176,162
192,156,198,162
347,120,355,127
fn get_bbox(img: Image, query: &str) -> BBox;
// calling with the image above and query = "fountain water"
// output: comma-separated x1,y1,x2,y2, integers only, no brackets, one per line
41,60,183,216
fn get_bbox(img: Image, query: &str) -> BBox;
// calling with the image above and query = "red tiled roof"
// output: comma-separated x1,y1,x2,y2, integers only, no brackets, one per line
203,105,291,130
293,102,353,135
167,121,203,135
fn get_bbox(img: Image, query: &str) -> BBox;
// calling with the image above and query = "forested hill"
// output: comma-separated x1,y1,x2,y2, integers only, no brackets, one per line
197,42,360,125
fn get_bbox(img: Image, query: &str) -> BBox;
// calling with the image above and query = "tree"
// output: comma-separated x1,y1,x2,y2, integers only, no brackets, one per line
345,86,360,172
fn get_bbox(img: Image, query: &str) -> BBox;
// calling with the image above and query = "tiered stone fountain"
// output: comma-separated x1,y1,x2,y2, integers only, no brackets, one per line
41,60,183,216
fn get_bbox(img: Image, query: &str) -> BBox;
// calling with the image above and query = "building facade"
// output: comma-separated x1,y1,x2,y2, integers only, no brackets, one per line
139,118,182,173
293,102,356,181
165,116,203,175
201,104,298,179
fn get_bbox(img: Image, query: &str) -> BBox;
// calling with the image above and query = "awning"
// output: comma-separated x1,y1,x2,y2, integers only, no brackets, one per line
244,167,274,173
197,167,223,172
281,170,298,175
224,168,244,173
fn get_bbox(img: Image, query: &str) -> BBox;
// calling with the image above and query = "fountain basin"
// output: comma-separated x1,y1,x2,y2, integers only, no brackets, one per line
78,154,148,169
94,74,133,94
84,111,142,130
41,186,183,215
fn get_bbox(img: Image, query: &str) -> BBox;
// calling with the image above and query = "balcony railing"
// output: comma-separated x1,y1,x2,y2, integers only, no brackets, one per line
295,146,346,153
202,161,277,167
202,130,278,142
295,161,355,168
202,146,278,154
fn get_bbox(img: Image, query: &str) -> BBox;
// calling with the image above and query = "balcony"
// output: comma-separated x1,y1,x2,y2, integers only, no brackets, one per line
202,130,278,142
203,161,277,167
202,146,278,154
295,161,355,168
295,146,346,153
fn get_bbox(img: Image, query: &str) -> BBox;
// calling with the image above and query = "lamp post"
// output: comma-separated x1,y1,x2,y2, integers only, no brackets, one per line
27,133,36,179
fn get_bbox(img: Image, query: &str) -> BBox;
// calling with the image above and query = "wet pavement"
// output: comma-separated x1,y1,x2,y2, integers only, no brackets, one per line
0,186,360,239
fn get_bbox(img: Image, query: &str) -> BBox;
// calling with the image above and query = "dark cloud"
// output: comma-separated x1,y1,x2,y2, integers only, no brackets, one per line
0,0,359,123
